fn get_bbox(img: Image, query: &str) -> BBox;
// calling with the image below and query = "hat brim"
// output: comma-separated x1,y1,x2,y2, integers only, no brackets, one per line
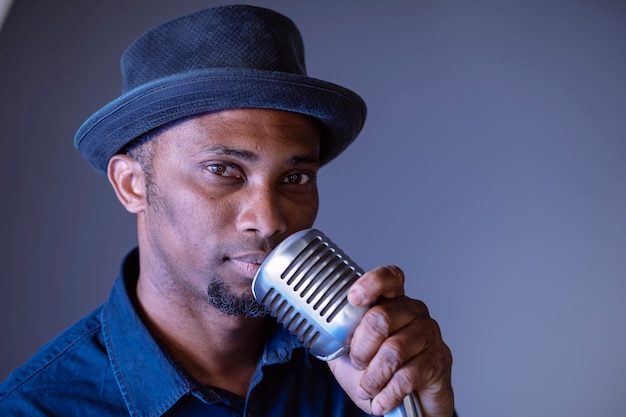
74,68,366,174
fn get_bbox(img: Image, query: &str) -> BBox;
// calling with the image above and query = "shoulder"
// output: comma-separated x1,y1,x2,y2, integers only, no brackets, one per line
0,306,125,415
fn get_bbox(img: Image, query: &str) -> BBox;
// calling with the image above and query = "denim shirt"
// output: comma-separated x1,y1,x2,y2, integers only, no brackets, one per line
0,249,368,416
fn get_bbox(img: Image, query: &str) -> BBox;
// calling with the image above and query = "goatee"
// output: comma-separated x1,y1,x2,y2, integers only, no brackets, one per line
207,281,267,318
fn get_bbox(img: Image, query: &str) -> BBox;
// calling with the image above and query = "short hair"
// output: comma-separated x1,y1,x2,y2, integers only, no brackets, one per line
117,120,183,208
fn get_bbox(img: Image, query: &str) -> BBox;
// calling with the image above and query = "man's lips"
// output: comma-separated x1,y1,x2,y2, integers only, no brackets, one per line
226,253,268,278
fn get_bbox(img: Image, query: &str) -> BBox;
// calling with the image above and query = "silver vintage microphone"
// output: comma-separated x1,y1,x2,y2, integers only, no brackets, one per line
252,228,423,417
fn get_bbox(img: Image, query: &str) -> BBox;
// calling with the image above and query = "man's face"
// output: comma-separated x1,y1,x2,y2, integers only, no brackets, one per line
137,108,321,317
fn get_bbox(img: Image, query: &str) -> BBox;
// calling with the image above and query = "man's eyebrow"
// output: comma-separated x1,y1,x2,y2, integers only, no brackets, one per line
198,145,320,166
198,145,258,161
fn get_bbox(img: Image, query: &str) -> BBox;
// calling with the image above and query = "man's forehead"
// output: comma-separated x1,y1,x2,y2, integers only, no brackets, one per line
150,109,322,160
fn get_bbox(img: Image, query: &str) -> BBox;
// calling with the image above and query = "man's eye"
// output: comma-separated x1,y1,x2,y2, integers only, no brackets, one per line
283,173,314,185
206,164,241,178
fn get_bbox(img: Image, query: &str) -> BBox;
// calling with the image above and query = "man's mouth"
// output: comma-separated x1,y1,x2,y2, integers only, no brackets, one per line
226,253,268,279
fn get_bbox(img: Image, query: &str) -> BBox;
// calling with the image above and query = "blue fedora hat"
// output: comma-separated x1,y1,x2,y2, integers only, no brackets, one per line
74,5,367,174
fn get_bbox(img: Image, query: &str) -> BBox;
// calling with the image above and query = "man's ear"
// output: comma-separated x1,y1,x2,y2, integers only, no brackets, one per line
107,154,147,214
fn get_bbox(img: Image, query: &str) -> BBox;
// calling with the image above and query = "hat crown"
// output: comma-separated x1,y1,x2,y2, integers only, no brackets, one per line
121,5,306,92
75,5,366,174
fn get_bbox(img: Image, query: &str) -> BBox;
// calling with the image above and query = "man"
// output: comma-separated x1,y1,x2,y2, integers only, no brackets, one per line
0,5,454,416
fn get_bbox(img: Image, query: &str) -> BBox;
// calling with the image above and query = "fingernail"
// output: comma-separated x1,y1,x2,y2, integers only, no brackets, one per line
371,401,383,416
352,360,365,371
348,287,364,305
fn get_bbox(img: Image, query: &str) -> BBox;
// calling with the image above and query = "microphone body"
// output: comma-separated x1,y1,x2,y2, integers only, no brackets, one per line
252,229,422,417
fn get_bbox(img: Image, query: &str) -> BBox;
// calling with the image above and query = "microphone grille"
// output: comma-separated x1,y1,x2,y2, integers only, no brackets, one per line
262,287,321,350
253,229,368,360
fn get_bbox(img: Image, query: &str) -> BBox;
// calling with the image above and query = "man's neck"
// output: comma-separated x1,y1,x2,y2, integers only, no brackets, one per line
134,273,269,397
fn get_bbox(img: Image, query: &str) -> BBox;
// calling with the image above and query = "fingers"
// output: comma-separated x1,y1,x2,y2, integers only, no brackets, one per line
348,265,406,306
335,265,454,416
352,301,439,405
365,319,454,416
350,296,428,371
344,265,454,416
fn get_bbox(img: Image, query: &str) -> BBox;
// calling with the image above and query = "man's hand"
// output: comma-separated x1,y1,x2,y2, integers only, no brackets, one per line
327,266,454,417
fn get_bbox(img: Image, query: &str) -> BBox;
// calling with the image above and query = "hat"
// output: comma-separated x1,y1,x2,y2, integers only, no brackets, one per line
74,5,367,174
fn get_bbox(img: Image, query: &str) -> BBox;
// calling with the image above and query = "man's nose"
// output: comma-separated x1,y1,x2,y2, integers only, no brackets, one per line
236,185,287,239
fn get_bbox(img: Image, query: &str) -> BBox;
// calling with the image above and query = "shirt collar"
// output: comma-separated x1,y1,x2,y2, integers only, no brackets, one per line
102,248,304,416
102,249,193,416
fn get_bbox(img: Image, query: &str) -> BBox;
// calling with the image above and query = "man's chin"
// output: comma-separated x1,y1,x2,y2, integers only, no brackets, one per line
206,281,267,318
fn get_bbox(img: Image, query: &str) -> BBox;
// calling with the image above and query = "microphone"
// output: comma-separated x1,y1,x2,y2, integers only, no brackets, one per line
252,228,423,417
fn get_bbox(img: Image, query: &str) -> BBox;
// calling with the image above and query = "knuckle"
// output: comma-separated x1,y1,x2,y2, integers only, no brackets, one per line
425,317,440,341
360,369,384,392
419,341,453,386
382,265,405,285
378,341,404,372
393,367,417,394
373,371,413,415
438,340,454,369
413,298,430,317
363,308,392,337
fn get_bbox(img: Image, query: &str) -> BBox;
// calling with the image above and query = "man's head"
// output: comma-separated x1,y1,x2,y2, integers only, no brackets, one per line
74,5,366,175
108,108,321,317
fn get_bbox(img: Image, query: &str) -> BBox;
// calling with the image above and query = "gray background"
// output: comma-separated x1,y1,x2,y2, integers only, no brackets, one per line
1,0,625,416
